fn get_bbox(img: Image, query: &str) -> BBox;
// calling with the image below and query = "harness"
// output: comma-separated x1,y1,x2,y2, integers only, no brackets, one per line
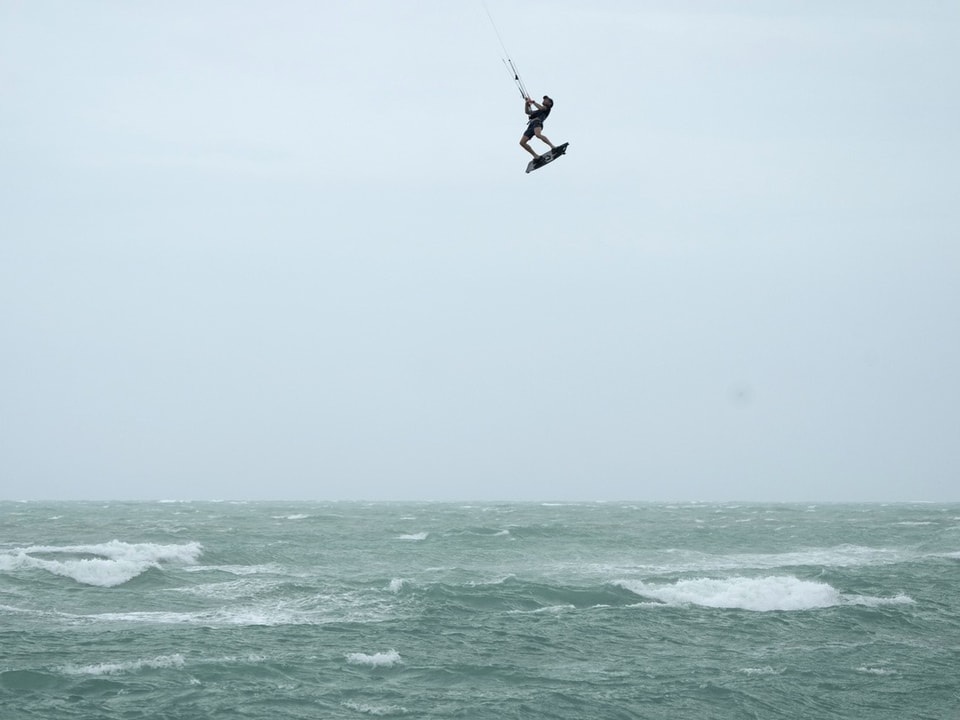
527,106,550,126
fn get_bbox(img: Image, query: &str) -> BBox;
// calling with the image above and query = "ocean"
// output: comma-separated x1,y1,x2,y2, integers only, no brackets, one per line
1,501,958,719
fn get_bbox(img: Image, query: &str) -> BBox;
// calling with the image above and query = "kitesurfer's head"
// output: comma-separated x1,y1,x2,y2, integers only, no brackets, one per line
542,95,554,108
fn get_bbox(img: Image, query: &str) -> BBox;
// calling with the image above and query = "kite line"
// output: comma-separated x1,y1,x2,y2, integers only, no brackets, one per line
482,1,530,99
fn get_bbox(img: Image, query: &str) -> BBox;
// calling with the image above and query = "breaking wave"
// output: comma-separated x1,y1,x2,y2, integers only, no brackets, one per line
345,650,403,667
616,575,913,612
0,540,202,587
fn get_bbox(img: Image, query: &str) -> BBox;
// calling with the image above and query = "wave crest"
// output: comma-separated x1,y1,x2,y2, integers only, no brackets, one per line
60,654,186,676
0,540,203,587
346,650,402,667
618,576,842,612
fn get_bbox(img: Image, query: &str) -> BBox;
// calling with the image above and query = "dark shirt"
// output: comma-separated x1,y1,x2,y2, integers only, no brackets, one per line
526,105,550,124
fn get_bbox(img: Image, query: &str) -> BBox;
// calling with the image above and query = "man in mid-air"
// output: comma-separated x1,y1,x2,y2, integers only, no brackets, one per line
520,95,556,160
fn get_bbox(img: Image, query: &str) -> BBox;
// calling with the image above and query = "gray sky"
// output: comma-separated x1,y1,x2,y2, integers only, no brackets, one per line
2,1,958,502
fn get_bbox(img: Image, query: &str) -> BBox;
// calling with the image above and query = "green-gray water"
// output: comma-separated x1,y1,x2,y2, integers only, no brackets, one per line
2,502,958,718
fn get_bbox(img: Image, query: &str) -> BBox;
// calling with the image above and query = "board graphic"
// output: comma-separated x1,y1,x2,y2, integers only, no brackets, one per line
525,142,569,174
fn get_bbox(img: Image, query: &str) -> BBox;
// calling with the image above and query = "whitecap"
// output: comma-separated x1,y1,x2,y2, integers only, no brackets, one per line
346,650,402,667
0,540,203,587
395,532,428,541
341,700,409,715
61,654,185,676
617,576,840,612
740,666,783,675
618,576,914,612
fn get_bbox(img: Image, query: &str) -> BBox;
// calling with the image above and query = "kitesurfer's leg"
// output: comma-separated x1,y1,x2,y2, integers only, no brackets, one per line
534,127,556,150
520,134,539,160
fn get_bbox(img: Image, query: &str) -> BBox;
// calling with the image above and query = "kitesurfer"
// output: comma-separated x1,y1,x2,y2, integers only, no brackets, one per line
520,95,555,160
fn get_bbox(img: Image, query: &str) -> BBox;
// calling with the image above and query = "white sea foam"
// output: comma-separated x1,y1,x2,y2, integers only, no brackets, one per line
395,532,428,541
740,666,783,676
75,609,201,624
844,592,914,607
203,653,267,666
0,540,202,587
387,578,406,593
0,603,31,615
75,587,399,627
61,654,186,676
618,576,841,611
508,604,575,615
172,578,279,600
618,576,914,612
857,666,897,675
346,650,402,667
341,701,409,715
273,514,310,520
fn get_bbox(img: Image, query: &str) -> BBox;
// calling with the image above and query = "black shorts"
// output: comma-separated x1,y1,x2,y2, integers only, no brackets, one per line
523,120,543,139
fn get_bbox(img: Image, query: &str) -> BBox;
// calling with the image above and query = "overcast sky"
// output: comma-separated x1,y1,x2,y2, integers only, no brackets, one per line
2,1,958,502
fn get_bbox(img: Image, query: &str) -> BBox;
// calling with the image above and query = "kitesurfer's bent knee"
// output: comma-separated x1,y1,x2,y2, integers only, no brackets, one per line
520,135,539,159
534,128,555,150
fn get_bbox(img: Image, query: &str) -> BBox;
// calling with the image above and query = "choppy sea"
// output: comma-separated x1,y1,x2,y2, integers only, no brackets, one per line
1,501,958,719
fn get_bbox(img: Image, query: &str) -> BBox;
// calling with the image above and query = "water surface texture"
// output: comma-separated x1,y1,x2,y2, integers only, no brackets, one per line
2,501,958,718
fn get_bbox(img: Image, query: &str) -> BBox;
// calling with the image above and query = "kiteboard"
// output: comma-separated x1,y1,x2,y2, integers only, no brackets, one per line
525,142,569,174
